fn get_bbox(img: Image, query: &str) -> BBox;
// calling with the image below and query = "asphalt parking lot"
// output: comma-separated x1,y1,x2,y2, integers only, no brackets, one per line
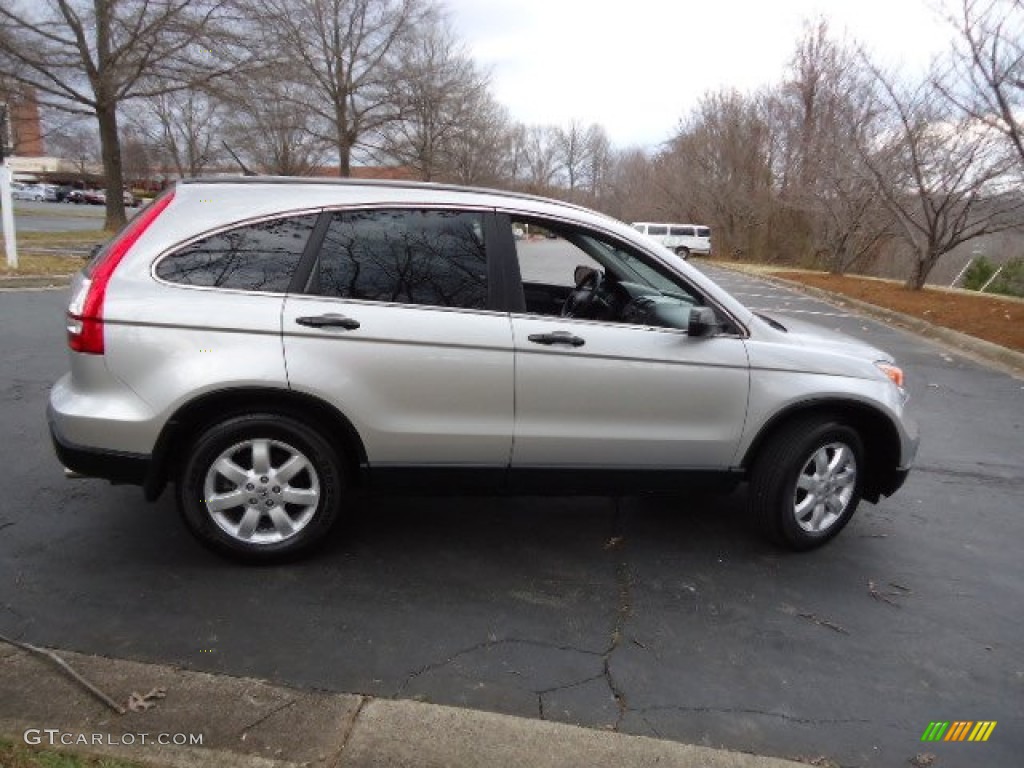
1,267,1021,767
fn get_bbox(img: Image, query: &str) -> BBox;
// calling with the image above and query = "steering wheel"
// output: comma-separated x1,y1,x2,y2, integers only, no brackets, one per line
561,268,604,318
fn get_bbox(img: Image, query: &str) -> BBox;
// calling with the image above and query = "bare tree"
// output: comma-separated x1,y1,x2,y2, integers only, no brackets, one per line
378,16,489,181
552,120,612,202
522,124,561,192
120,125,151,188
133,89,224,179
861,58,1021,288
46,117,101,177
600,147,655,222
250,0,431,177
941,0,1024,172
772,21,892,272
555,120,589,197
0,0,244,229
583,124,612,199
659,89,775,258
444,92,517,186
222,75,331,176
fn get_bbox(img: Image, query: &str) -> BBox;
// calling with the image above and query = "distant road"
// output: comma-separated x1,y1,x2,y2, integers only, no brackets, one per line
0,200,119,233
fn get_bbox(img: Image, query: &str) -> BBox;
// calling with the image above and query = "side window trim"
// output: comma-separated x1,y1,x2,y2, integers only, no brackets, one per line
290,210,331,295
490,211,526,313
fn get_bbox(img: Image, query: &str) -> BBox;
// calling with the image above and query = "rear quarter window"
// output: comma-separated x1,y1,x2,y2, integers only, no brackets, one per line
155,214,318,292
697,227,711,238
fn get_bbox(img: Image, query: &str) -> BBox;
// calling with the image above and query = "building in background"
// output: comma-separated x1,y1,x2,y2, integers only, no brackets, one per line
0,83,44,157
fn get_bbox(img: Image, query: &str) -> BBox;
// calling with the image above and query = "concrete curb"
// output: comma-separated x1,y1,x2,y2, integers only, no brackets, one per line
0,645,808,768
715,263,1024,377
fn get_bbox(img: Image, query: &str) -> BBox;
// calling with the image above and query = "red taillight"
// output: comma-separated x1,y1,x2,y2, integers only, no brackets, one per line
67,191,176,354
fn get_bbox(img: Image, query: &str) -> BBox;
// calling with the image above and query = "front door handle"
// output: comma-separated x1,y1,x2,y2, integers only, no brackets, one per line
296,313,360,330
528,331,585,347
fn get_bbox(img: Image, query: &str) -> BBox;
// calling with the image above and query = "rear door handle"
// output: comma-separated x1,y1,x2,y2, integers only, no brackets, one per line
296,313,361,330
527,331,585,347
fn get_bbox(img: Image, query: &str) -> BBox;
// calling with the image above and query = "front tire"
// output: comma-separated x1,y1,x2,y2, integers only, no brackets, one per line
178,414,345,562
750,418,864,550
675,247,690,260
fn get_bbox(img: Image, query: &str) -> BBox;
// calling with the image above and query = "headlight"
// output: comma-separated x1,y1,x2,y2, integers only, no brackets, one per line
875,361,905,389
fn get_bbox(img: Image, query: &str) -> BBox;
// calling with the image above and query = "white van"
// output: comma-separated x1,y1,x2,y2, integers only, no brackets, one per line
632,222,712,259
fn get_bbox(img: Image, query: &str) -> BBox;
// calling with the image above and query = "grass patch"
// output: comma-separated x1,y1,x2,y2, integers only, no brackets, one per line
0,253,87,277
5,230,108,247
0,231,105,276
0,737,142,768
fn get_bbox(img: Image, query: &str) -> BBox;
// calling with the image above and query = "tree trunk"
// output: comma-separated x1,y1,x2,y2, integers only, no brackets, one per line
337,132,351,177
97,102,127,231
905,255,929,290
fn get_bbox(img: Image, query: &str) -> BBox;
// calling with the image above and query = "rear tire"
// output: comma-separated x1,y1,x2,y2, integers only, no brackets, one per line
178,414,345,563
675,247,690,260
750,417,864,551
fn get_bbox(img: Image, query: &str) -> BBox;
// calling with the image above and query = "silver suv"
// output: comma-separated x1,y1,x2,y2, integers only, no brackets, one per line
49,179,918,561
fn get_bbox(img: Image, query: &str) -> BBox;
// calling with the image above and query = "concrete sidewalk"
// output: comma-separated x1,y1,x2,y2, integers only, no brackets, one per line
0,643,806,768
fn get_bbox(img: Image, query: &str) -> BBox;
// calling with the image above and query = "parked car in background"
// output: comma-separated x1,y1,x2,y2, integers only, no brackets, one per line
83,189,106,205
66,190,87,204
632,222,712,259
123,190,140,207
49,178,917,562
12,184,46,202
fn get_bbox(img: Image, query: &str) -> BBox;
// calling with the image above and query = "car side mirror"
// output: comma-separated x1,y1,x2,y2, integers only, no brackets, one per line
688,306,720,338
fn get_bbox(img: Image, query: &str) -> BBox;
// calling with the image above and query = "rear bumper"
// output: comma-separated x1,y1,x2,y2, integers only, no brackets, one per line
49,405,150,486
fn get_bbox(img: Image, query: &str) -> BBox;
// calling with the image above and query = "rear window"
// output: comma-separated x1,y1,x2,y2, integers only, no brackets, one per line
697,227,711,238
647,225,668,236
670,226,695,236
156,214,317,292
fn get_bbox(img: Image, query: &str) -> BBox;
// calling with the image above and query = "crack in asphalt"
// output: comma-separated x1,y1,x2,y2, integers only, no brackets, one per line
536,673,606,697
536,673,608,718
601,498,632,731
399,499,637,733
395,637,603,696
640,713,663,739
915,464,1023,485
637,704,873,726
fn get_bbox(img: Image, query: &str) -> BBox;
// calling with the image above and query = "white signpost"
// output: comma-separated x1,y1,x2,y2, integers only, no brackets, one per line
0,161,17,269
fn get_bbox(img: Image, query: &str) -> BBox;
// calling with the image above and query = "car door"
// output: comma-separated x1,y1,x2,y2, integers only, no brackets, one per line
504,216,750,470
282,208,515,473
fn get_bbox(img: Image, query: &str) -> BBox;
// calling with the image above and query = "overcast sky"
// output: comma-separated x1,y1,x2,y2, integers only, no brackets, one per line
443,0,955,148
